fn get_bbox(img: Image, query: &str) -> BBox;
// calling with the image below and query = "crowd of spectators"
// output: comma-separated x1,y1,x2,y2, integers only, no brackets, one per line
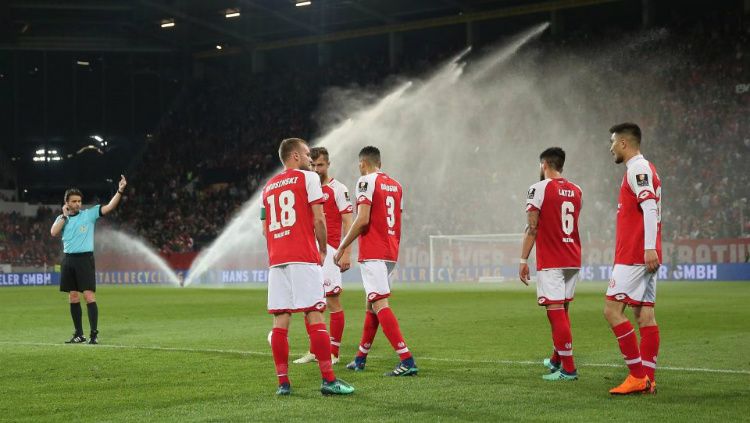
1,12,748,266
0,208,58,267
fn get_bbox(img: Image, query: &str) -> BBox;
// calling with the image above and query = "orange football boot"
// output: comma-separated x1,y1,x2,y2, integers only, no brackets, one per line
609,374,651,395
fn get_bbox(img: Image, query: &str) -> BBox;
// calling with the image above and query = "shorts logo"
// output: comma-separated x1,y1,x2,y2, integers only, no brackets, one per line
315,302,325,310
638,190,653,200
538,297,546,304
636,174,649,187
357,195,367,204
614,294,627,301
358,181,368,193
367,293,378,301
527,188,536,199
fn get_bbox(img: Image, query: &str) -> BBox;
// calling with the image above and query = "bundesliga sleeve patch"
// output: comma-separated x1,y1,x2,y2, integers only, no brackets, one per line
527,188,536,199
358,181,368,193
344,191,350,202
636,174,649,187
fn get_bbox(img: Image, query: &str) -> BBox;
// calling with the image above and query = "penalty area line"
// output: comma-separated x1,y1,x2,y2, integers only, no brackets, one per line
1,341,748,375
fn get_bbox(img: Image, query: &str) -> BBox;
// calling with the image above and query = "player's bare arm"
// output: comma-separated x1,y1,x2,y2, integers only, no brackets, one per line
101,175,127,216
337,213,354,272
312,203,327,265
518,209,539,285
334,203,371,267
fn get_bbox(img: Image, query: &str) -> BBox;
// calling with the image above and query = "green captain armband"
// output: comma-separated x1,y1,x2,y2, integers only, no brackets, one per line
260,208,266,220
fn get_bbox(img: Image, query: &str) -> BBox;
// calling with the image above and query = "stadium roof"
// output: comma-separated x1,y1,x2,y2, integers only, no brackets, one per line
1,0,621,54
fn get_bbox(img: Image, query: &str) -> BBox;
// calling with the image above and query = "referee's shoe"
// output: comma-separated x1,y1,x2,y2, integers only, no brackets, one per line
65,333,87,344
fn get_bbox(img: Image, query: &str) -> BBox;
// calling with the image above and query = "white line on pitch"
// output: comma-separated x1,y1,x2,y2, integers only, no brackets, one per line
1,341,748,376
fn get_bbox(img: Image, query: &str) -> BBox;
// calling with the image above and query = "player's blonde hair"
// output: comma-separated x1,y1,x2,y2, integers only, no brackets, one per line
278,138,308,162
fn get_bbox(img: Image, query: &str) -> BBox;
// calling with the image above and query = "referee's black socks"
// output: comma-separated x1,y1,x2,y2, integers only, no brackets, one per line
87,302,98,333
70,302,83,335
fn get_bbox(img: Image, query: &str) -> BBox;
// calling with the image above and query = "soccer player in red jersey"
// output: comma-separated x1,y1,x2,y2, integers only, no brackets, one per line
334,146,418,377
604,123,661,395
260,138,354,396
519,147,582,381
294,146,354,365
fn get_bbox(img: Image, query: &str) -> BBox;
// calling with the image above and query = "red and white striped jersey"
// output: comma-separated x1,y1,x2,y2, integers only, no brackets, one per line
322,178,353,249
526,178,582,270
615,154,662,265
356,171,402,262
261,168,324,267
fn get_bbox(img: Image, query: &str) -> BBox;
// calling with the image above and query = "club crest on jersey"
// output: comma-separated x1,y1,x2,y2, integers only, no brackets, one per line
527,188,536,199
636,174,649,186
358,181,368,193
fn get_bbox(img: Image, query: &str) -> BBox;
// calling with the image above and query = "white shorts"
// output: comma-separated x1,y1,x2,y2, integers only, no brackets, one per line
606,264,657,307
323,244,343,297
536,268,579,306
360,260,396,302
267,263,326,314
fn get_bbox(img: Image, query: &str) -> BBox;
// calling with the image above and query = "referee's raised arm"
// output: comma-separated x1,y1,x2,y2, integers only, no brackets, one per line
101,175,128,216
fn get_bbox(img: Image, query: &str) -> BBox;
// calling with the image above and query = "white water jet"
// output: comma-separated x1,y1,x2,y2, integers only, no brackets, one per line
184,23,550,286
185,22,681,285
95,229,182,286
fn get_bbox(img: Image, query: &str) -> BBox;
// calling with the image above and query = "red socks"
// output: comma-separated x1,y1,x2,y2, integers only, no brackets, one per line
546,308,575,373
640,325,660,382
376,307,412,361
271,328,290,385
308,322,336,382
612,321,646,379
328,311,345,358
356,311,379,359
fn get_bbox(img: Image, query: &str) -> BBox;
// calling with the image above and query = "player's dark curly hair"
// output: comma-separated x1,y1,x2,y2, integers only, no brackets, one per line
359,146,381,166
64,188,83,203
539,147,565,172
609,122,642,143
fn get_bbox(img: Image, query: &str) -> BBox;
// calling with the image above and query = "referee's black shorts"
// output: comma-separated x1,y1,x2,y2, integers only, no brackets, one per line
60,252,96,293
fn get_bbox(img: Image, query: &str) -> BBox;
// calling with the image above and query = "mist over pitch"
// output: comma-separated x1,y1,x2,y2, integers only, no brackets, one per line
185,22,682,285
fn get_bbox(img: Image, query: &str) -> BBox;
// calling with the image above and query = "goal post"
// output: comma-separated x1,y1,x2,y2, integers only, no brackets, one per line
428,233,526,283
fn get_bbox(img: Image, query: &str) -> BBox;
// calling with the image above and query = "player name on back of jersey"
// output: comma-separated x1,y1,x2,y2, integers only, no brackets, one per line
559,189,575,198
381,183,398,193
265,177,298,193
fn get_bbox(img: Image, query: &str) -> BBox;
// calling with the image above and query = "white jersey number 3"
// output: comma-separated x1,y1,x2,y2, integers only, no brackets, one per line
267,191,296,231
561,201,575,235
385,195,396,228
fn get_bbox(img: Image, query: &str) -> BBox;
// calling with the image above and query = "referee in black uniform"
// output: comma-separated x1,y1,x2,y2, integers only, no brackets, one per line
50,175,127,344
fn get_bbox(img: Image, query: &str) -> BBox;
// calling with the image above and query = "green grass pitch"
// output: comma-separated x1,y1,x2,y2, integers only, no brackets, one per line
0,281,748,422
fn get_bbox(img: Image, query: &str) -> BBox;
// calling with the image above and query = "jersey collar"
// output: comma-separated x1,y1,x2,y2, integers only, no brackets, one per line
625,154,644,169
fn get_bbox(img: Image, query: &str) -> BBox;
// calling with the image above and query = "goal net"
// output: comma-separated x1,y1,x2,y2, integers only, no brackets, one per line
428,233,526,283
